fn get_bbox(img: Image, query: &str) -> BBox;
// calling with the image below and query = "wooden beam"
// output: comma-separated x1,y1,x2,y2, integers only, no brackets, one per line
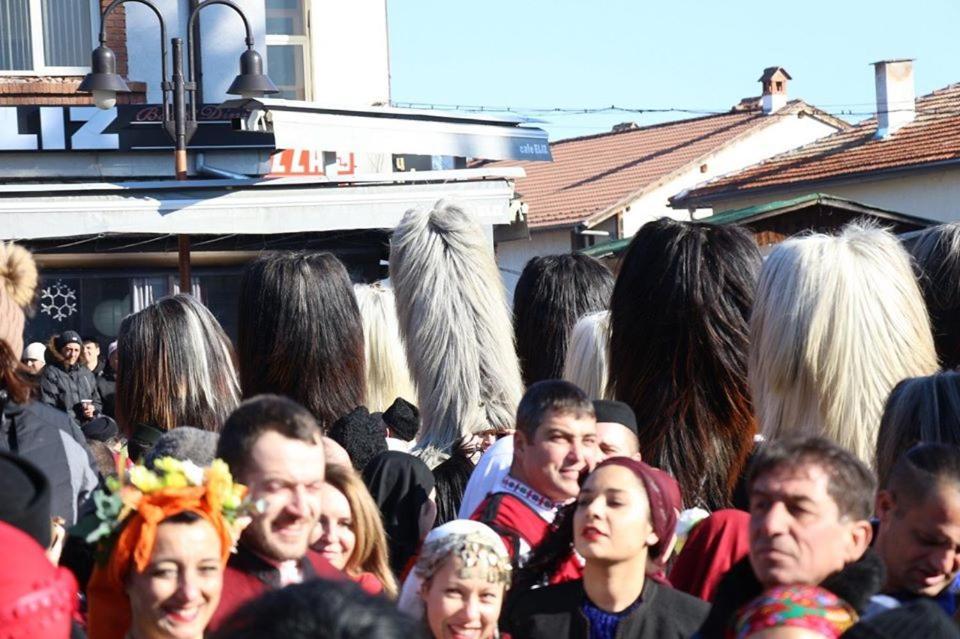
32,251,263,270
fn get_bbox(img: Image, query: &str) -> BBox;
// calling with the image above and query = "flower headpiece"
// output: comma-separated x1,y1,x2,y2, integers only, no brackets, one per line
86,456,250,552
85,457,253,639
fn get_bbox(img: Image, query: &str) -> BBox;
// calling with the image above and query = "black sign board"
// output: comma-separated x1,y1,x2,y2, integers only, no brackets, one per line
0,104,275,152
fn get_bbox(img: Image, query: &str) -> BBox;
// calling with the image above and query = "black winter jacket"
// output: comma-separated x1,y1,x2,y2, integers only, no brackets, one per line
96,370,116,420
696,551,885,638
40,359,102,424
0,398,99,526
505,578,710,639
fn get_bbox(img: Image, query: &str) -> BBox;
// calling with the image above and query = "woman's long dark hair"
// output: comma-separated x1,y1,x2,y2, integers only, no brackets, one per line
607,218,760,511
510,503,575,596
238,253,366,431
431,448,475,527
513,254,613,386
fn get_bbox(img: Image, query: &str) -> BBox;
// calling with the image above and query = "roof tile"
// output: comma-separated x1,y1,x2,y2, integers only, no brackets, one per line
487,103,824,229
677,83,960,204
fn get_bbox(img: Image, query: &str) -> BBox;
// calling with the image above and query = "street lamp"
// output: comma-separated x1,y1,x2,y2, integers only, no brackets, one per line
78,0,277,293
80,0,277,179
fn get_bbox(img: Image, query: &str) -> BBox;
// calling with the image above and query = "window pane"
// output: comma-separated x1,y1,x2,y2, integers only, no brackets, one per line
0,0,33,70
266,0,304,35
267,44,305,100
42,0,92,67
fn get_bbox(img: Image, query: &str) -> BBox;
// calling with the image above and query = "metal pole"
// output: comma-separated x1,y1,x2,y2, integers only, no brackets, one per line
171,38,188,181
178,235,192,294
171,37,191,294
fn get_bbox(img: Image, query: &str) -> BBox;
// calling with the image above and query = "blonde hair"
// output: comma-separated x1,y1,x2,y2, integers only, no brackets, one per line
562,310,610,399
323,464,398,598
353,283,417,412
750,223,938,466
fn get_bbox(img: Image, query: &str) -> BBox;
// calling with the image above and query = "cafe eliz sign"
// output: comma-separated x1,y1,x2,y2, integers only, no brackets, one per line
0,104,274,152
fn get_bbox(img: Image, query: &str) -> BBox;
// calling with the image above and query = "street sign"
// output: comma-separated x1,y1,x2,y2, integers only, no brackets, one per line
0,104,274,152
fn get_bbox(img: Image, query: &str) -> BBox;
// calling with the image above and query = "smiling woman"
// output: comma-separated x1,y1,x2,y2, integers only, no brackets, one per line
85,457,248,639
310,463,398,598
126,513,224,639
395,519,512,639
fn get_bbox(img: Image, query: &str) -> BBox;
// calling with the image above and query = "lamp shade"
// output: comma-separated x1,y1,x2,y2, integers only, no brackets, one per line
226,48,279,98
78,46,131,94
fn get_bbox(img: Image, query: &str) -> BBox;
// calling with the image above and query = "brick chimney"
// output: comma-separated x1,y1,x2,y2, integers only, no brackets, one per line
873,59,915,139
759,67,791,114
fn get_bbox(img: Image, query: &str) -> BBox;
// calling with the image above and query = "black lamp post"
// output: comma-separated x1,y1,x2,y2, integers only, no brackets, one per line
78,0,277,293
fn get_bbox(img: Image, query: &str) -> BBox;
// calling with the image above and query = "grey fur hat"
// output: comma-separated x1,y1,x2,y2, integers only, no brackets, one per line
144,426,219,468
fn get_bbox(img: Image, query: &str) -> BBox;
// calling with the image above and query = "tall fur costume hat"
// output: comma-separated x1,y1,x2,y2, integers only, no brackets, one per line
0,243,38,358
389,200,523,467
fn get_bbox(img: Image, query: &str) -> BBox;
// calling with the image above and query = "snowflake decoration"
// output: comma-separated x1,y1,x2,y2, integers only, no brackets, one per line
40,280,78,322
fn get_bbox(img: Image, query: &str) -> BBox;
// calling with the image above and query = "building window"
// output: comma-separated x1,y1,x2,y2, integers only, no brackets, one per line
265,0,309,100
0,0,95,74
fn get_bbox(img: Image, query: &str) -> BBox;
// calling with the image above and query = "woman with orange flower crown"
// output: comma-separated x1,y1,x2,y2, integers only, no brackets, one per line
84,456,251,639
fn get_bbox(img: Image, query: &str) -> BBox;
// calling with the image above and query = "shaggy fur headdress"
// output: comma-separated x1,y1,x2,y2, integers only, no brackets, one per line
389,200,523,467
0,243,38,358
751,223,938,467
354,283,417,412
907,222,960,368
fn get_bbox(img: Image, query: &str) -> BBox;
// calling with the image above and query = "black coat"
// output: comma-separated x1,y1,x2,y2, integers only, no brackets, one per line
40,360,102,423
0,399,98,526
96,371,116,420
505,578,710,639
697,552,885,638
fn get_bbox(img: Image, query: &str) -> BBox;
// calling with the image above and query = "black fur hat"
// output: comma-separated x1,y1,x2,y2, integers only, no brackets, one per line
382,397,419,442
329,406,388,472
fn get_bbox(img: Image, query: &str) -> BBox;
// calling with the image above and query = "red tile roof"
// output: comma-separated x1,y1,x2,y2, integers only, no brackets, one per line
674,83,960,206
485,101,840,229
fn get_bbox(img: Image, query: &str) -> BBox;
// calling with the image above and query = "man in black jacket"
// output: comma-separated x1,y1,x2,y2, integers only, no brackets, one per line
40,330,102,426
699,437,883,637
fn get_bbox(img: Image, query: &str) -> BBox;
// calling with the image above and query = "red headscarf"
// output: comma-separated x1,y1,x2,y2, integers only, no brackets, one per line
86,486,236,639
669,509,750,601
595,457,680,560
0,522,77,639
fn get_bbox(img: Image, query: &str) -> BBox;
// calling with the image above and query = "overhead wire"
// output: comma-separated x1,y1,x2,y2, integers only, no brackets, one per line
391,100,948,119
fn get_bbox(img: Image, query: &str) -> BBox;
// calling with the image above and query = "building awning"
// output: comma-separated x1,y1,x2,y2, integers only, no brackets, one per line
579,192,940,259
701,192,938,227
578,236,631,259
227,98,552,162
0,168,523,240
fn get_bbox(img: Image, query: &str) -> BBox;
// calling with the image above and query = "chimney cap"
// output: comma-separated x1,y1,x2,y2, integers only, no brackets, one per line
871,58,915,67
758,66,792,83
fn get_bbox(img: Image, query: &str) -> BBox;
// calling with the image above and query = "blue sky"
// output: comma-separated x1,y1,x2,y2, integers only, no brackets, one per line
387,0,960,141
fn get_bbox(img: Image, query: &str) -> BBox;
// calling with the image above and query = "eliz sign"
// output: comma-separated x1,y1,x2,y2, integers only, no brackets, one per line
0,104,274,152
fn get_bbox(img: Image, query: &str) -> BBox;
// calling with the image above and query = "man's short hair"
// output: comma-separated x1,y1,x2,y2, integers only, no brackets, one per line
216,394,322,480
885,443,960,508
747,437,876,521
515,380,594,440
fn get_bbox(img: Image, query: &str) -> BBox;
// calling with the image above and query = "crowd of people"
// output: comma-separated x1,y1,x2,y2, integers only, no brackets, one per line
3,201,960,638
